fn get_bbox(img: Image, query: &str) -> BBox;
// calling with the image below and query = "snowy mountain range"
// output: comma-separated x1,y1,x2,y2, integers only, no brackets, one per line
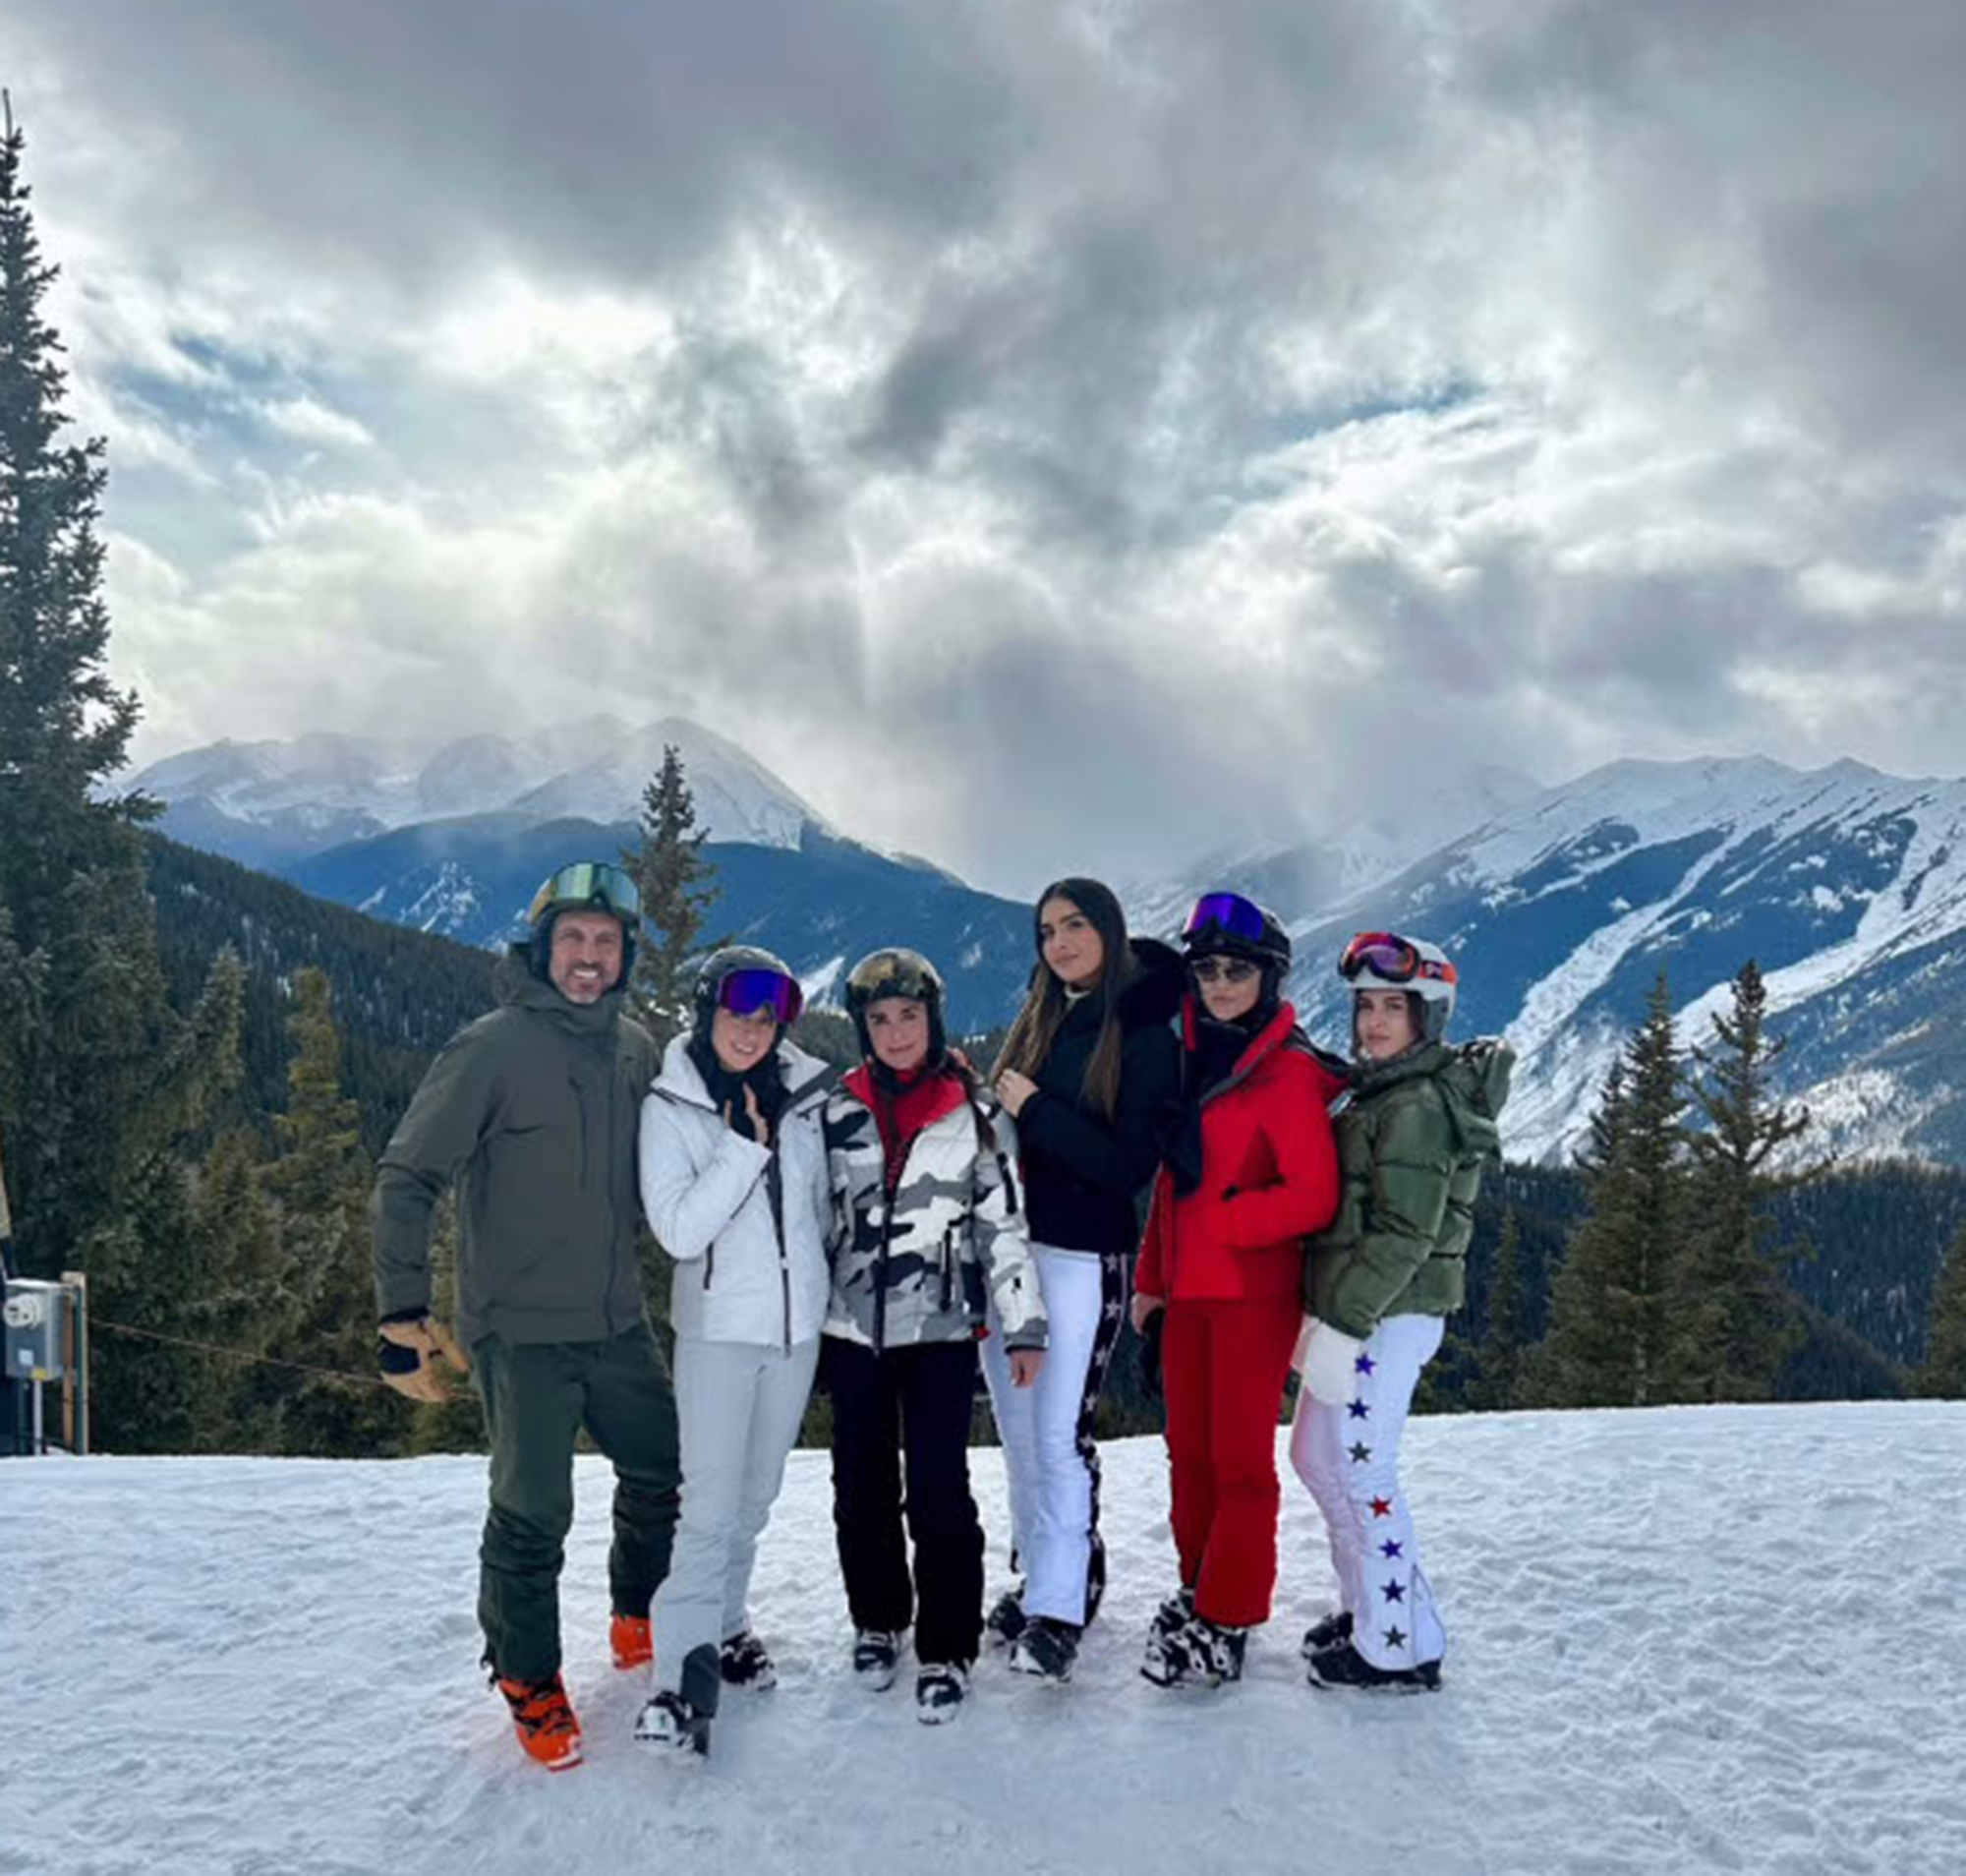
1268,756,1966,1166
129,717,828,865
134,724,1966,1167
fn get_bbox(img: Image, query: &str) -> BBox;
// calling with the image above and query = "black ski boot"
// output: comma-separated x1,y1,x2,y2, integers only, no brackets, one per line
852,1628,905,1691
633,1643,722,1757
1306,1639,1441,1693
1301,1610,1353,1661
720,1626,777,1690
985,1586,1027,1650
915,1662,969,1725
1008,1615,1080,1683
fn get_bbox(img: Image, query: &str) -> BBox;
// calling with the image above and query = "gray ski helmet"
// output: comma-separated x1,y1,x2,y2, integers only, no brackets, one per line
693,945,802,1034
843,946,947,1062
1338,930,1458,1043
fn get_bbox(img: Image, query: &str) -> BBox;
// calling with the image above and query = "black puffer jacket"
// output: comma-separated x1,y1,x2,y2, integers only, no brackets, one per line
1013,939,1183,1258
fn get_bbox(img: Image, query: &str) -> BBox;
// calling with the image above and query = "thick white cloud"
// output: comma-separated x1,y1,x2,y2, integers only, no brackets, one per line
8,0,1964,892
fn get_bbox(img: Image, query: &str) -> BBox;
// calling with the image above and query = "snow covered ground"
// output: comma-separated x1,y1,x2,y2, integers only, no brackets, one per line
6,1402,1962,1876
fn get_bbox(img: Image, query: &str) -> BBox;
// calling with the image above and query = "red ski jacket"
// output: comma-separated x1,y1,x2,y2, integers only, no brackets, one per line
1133,1001,1344,1306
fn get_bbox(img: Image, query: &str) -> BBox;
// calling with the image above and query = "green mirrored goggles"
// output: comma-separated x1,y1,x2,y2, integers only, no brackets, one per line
527,860,641,927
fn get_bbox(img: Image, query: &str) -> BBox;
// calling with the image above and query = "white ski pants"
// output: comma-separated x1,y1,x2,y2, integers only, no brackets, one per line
1290,1312,1446,1670
650,1334,819,1692
980,1245,1119,1626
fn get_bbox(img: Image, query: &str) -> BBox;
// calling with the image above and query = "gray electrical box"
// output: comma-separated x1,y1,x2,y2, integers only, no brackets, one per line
3,1278,67,1380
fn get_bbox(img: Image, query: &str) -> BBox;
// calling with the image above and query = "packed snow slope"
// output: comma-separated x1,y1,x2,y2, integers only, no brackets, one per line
7,1403,1959,1876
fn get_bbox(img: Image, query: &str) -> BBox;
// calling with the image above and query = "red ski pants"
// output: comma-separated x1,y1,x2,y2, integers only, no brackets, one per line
1161,1297,1301,1627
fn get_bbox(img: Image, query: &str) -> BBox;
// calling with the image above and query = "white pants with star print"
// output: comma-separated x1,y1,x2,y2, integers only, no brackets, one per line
1290,1312,1446,1671
981,1244,1119,1626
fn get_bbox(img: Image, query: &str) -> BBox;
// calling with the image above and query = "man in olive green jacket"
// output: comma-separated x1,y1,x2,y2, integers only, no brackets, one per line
372,860,678,1771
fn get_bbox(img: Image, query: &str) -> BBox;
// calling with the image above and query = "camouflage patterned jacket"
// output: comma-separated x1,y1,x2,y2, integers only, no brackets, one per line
822,1066,1048,1354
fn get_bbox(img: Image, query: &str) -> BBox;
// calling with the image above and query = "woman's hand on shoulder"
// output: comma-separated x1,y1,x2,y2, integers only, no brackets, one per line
995,1068,1039,1118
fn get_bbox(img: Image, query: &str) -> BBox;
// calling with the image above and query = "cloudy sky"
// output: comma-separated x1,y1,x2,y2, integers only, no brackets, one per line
9,0,1964,892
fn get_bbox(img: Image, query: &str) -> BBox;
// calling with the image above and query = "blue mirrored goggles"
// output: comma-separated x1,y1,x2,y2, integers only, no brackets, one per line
527,860,641,927
715,967,803,1026
1183,891,1267,945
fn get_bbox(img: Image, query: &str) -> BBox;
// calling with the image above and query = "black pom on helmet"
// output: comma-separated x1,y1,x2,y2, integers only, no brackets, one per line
843,946,948,1063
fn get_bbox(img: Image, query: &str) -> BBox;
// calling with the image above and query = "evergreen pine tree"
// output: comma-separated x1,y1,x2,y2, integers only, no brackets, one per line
1914,1223,1966,1399
622,744,720,1048
1472,1208,1528,1410
0,102,174,1285
260,967,401,1455
1666,961,1810,1402
180,1126,285,1450
1532,975,1691,1407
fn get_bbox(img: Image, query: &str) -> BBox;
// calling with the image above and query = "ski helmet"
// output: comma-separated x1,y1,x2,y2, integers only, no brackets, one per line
843,946,948,1063
525,860,640,987
693,946,804,1034
1180,891,1293,971
1338,930,1458,1044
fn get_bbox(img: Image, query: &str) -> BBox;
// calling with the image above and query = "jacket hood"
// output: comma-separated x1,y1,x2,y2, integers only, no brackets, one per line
1117,937,1186,1027
1357,1036,1515,1156
654,1030,836,1111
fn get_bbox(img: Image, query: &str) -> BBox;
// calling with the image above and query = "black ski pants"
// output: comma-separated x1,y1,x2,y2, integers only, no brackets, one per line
824,1334,985,1669
473,1322,681,1682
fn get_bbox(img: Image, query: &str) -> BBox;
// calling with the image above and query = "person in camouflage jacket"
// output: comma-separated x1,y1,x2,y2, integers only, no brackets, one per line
1292,930,1514,1693
821,947,1047,1722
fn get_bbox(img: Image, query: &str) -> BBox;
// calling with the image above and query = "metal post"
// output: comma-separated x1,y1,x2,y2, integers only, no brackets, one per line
30,1377,44,1456
61,1269,87,1456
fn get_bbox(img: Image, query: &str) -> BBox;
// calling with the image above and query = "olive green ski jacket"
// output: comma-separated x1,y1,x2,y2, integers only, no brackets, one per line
1304,1037,1515,1340
372,952,660,1349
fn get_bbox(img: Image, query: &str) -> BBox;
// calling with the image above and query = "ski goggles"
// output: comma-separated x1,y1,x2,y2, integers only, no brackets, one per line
1338,930,1457,987
527,860,641,927
715,967,804,1025
1182,892,1267,946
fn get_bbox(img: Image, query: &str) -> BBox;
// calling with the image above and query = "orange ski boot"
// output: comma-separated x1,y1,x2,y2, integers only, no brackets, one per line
496,1672,584,1772
609,1612,654,1671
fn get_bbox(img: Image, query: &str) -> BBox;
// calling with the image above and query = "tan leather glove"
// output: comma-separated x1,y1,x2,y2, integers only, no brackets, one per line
377,1315,470,1403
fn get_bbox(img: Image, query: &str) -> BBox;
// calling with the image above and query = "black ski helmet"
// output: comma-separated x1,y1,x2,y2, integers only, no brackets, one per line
692,945,802,1035
843,947,948,1064
524,860,640,988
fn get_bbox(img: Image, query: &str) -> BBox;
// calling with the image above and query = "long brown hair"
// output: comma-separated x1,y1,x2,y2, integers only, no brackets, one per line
992,877,1134,1121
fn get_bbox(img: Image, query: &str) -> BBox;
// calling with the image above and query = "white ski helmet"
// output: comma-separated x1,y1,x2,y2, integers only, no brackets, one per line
1337,930,1459,1044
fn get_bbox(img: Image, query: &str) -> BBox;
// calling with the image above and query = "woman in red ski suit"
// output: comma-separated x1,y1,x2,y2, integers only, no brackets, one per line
1130,892,1343,1686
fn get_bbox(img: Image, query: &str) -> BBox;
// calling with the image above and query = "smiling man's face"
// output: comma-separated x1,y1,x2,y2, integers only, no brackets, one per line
548,910,625,1004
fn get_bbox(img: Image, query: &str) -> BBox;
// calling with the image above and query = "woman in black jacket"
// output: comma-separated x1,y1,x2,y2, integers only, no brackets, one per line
983,876,1181,1681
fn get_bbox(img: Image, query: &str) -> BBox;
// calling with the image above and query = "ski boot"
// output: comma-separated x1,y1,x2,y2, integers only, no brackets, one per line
719,1626,777,1690
984,1585,1027,1649
633,1643,723,1757
495,1671,584,1771
1143,1612,1246,1688
1306,1640,1441,1693
1137,1585,1195,1683
852,1627,905,1691
609,1612,654,1671
1008,1615,1079,1683
915,1662,969,1725
1300,1609,1352,1662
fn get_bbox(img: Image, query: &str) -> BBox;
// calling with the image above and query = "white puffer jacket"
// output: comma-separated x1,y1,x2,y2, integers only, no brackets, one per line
639,1035,836,1348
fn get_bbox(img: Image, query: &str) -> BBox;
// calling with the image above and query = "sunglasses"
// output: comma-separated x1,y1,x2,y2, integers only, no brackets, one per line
1338,931,1457,986
1183,892,1267,945
1191,957,1259,984
527,860,641,927
716,967,804,1025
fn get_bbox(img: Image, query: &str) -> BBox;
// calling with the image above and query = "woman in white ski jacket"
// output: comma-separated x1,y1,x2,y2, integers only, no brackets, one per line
632,946,834,1756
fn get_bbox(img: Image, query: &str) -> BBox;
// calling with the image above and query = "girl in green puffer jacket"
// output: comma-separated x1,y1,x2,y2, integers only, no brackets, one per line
1290,931,1513,1693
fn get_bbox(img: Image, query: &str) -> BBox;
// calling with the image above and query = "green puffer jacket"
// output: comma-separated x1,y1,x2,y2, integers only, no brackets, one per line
373,952,660,1348
1304,1038,1515,1340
